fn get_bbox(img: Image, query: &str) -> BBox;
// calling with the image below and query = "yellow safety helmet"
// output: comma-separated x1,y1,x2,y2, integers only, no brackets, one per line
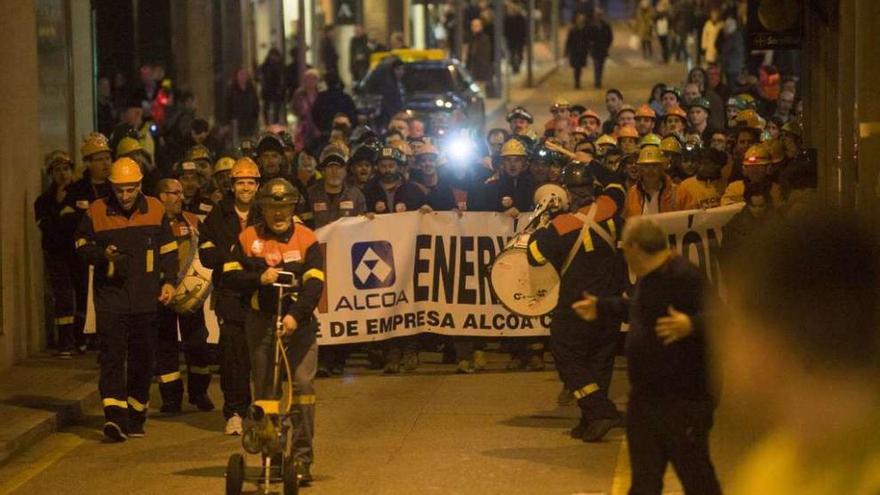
214,156,235,174
500,138,527,157
637,146,666,165
781,119,803,138
659,136,683,155
744,144,772,166
230,157,261,180
765,139,786,164
186,144,213,162
639,133,662,148
108,157,144,184
735,109,763,131
415,143,439,157
80,132,111,159
116,137,143,157
595,134,618,147
551,97,570,111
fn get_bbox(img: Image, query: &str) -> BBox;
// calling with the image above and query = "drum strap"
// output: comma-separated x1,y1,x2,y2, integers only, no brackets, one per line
560,204,616,275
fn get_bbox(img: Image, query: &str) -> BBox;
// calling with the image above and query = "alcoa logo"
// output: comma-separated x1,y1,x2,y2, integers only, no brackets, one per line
351,241,396,289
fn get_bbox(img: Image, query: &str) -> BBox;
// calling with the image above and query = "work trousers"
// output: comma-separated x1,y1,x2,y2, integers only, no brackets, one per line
218,318,252,419
44,251,87,351
550,313,620,421
96,311,156,427
507,337,545,363
156,305,212,405
245,310,317,465
626,393,721,495
592,55,607,88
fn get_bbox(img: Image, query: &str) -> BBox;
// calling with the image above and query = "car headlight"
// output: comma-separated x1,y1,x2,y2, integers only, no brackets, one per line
435,98,445,107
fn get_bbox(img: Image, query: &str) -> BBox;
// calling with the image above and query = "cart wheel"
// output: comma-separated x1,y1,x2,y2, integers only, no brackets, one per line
226,453,246,495
283,459,299,495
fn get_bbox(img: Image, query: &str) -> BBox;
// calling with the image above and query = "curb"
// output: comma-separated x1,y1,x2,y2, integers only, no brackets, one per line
0,376,99,467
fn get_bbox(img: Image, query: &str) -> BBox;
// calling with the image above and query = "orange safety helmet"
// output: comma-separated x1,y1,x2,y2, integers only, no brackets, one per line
617,125,640,140
635,104,657,119
230,157,261,180
662,105,688,122
580,109,602,124
108,157,144,184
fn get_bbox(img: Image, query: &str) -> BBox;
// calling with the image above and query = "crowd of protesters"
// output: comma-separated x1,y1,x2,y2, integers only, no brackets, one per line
34,0,826,490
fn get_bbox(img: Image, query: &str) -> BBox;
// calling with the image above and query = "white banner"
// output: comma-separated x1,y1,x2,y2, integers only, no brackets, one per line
85,205,744,345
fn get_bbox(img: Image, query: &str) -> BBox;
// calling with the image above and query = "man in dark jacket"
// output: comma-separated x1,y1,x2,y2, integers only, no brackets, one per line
573,216,721,494
504,4,527,74
226,69,260,139
310,72,356,138
349,25,372,83
321,24,340,76
565,13,590,89
198,158,261,435
466,19,493,89
586,9,613,89
35,151,83,358
259,48,286,125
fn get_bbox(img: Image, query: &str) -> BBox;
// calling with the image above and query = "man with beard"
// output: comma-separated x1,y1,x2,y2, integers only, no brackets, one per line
676,147,727,209
634,105,657,138
175,161,216,222
363,147,428,374
526,159,627,442
154,178,214,414
507,106,537,141
256,134,290,182
347,143,377,191
308,144,366,376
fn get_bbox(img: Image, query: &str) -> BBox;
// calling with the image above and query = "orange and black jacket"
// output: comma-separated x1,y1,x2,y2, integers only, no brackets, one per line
75,193,178,314
223,221,325,330
198,196,261,322
527,163,627,314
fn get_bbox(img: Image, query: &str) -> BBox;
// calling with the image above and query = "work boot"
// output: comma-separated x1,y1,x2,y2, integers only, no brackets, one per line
367,348,385,369
189,394,215,412
441,345,457,364
402,349,419,371
225,414,243,436
102,421,127,443
526,354,546,371
296,462,313,485
160,401,182,414
506,357,526,370
55,349,73,360
570,419,589,439
127,420,145,438
557,386,574,406
330,365,344,375
383,360,401,374
316,366,331,378
473,350,487,370
582,418,617,442
456,360,474,374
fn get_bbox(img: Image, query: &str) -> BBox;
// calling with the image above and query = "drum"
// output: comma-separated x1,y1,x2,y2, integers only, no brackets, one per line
490,240,560,317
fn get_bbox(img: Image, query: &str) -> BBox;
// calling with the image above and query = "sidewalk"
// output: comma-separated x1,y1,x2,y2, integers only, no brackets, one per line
0,353,99,466
484,41,560,127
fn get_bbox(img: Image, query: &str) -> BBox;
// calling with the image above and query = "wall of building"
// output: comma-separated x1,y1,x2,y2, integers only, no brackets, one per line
170,0,217,123
0,1,45,370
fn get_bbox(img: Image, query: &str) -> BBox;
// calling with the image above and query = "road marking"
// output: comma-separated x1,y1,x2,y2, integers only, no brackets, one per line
610,438,630,495
0,433,84,495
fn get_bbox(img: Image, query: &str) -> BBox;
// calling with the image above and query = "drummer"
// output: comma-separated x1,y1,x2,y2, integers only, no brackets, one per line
526,158,627,443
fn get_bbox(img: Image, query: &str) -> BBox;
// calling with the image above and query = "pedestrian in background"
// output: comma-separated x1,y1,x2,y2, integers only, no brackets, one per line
226,69,260,140
291,69,320,151
634,0,655,60
259,47,285,126
504,2,527,75
466,18,493,93
349,25,371,84
573,217,721,494
587,9,613,89
565,13,590,89
321,24,340,76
